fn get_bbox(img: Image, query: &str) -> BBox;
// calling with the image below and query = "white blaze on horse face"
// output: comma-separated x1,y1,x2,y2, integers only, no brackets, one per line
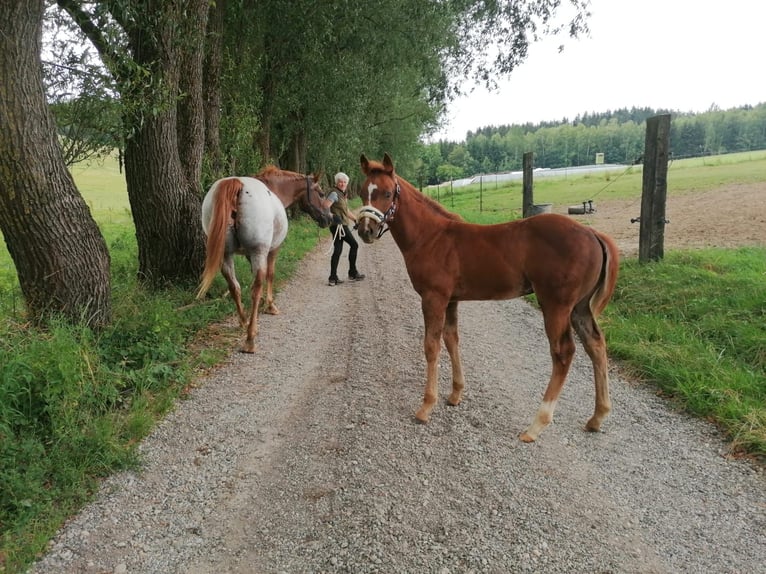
366,182,378,204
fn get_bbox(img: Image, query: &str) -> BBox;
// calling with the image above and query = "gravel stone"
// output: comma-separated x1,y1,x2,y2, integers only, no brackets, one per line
29,236,766,574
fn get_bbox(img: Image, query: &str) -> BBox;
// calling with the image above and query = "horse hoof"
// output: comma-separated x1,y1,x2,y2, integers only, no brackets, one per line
414,410,430,424
447,393,462,406
265,306,280,315
585,417,602,432
519,432,536,443
241,343,256,354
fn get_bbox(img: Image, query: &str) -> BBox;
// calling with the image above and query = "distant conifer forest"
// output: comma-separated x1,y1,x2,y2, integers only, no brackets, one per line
417,104,766,185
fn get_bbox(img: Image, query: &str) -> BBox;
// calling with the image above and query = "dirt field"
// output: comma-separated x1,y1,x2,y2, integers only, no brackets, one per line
559,182,766,256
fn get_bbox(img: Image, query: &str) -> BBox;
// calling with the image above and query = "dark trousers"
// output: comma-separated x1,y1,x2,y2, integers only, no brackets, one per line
329,225,359,279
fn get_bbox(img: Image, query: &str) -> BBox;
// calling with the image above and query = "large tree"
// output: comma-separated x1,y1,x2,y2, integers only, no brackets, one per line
22,0,589,299
236,0,590,177
0,0,112,326
57,0,209,287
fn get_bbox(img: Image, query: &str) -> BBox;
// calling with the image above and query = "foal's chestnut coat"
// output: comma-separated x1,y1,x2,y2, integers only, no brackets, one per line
356,153,619,442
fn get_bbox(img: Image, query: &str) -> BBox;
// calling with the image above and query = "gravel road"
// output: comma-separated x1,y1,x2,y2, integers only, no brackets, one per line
30,234,766,574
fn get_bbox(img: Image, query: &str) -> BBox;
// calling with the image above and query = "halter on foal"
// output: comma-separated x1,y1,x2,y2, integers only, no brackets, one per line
197,168,332,353
356,153,619,442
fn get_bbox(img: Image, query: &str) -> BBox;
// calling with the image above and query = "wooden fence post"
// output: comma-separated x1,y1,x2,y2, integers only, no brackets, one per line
522,152,534,217
639,114,671,262
479,174,483,212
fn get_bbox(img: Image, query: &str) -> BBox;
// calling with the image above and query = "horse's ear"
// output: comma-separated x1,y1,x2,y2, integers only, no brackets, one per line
360,154,369,175
382,152,394,172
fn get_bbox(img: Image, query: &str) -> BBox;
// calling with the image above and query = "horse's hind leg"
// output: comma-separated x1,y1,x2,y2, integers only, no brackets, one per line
242,262,266,354
571,303,611,432
263,248,280,315
520,306,576,442
221,255,247,328
443,301,465,407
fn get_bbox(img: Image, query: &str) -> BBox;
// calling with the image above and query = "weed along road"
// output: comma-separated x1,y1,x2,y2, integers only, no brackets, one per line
30,236,766,573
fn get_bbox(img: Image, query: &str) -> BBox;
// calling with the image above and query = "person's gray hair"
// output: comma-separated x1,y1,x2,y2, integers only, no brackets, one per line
334,172,349,184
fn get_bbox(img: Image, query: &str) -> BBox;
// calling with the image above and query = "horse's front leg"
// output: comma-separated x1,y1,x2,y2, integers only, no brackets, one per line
443,301,465,407
263,248,280,315
415,297,447,423
243,265,266,354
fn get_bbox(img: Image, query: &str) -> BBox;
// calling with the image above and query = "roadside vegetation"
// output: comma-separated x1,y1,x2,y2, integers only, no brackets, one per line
607,248,765,455
1,151,764,572
0,156,326,572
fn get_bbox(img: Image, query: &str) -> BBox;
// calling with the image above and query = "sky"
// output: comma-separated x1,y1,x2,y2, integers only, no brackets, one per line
433,0,765,141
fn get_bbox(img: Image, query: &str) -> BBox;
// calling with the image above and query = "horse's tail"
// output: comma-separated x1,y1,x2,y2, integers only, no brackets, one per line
196,178,242,300
589,230,620,317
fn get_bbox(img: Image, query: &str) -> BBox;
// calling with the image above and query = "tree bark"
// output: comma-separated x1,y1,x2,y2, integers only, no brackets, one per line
203,0,225,183
123,115,205,286
58,0,207,288
122,2,207,286
0,0,112,327
282,124,307,174
177,0,210,195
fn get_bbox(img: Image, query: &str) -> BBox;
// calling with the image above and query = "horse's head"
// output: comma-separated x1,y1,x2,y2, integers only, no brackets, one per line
357,153,400,244
255,167,333,228
300,173,334,228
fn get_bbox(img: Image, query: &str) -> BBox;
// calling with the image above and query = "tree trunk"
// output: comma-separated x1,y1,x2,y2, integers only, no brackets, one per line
59,0,208,288
131,3,206,287
257,63,277,164
177,0,210,196
0,0,111,327
124,112,206,287
203,0,225,183
121,2,206,287
282,126,307,173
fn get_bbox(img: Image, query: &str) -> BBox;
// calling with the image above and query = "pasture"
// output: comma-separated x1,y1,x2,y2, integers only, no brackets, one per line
0,151,764,572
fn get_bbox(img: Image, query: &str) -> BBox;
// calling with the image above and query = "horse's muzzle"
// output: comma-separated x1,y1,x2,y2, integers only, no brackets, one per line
356,220,377,243
356,206,385,243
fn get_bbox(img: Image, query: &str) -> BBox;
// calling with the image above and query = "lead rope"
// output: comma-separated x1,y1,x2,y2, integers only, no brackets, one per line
325,222,346,254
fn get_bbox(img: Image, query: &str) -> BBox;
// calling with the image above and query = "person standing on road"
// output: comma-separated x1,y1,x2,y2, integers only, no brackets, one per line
327,172,365,286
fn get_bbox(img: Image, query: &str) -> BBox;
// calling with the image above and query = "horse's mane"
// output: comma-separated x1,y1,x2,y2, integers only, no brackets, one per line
254,165,303,181
365,161,462,222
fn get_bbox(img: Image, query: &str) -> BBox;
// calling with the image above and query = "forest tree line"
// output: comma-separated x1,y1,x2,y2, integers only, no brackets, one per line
416,103,766,185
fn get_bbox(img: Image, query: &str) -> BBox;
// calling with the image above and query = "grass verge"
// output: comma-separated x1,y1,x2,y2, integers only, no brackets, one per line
603,248,766,457
0,208,325,573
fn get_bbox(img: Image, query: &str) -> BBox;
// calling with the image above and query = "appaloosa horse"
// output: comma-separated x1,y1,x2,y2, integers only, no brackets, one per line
356,153,619,442
197,168,332,353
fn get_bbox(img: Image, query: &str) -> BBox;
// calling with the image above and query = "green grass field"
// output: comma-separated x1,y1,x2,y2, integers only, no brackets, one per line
426,149,766,223
0,150,764,572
